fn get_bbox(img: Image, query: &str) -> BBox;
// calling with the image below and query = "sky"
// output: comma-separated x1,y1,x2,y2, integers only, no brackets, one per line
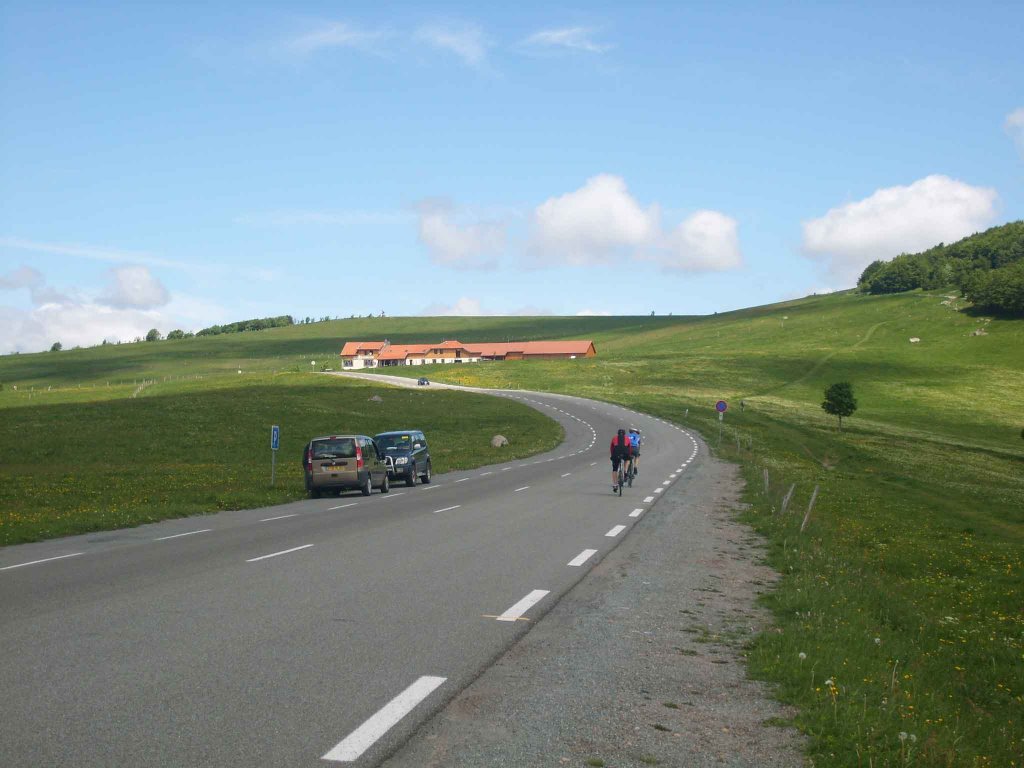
1,1,1022,353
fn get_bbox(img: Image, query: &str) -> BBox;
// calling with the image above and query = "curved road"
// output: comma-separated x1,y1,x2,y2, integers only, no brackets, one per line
0,381,701,767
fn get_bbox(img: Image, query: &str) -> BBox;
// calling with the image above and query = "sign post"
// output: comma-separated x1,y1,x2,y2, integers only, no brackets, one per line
270,425,280,486
715,400,728,444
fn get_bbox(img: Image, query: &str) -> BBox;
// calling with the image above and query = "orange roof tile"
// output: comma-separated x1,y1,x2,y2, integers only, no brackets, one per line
340,340,387,356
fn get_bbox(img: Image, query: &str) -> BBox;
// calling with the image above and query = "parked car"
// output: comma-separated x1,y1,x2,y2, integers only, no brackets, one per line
373,430,432,486
302,434,390,498
417,377,430,386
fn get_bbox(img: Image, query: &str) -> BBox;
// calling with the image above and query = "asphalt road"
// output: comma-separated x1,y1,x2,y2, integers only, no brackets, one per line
0,381,700,767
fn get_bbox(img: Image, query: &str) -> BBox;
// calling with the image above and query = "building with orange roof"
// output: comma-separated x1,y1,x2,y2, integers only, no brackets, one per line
338,339,595,369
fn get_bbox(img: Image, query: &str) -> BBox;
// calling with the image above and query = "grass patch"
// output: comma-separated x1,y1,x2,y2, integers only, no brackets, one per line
0,373,561,545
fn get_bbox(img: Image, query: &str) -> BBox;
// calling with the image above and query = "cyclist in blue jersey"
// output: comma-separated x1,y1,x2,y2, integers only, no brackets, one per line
627,427,641,477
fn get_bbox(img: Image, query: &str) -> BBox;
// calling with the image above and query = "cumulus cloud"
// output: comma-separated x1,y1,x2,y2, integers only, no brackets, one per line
1006,107,1024,157
99,266,171,309
415,23,489,66
531,175,658,265
802,174,998,284
415,199,505,269
0,265,226,354
529,174,742,271
662,210,742,271
521,27,611,53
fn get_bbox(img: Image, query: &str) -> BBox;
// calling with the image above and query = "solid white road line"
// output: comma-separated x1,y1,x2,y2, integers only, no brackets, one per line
568,549,598,567
154,529,212,541
0,552,84,571
644,495,655,502
606,525,627,537
629,508,644,518
432,505,461,514
246,544,314,563
328,503,359,510
514,486,530,492
497,589,550,621
321,675,447,763
260,514,298,522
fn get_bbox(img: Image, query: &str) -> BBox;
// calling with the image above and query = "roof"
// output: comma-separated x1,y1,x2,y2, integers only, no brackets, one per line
339,340,388,356
377,344,430,361
468,341,595,356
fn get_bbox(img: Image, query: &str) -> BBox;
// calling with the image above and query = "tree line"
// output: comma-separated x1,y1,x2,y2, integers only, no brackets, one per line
857,220,1024,316
195,315,295,337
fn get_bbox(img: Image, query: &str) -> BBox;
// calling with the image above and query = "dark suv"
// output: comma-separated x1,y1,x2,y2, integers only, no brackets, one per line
373,430,432,487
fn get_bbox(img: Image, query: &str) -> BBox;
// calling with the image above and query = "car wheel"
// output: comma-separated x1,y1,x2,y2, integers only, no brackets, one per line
405,464,417,487
421,462,431,484
360,474,372,496
380,473,390,494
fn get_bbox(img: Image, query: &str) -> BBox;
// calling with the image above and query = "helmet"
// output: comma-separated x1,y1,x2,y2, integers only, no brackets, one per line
628,427,638,433
617,428,626,436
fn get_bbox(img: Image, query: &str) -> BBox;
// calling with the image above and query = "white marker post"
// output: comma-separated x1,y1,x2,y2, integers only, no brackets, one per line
270,425,280,486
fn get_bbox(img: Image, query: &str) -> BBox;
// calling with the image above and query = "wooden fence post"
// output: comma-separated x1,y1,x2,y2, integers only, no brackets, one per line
800,485,819,533
781,483,796,514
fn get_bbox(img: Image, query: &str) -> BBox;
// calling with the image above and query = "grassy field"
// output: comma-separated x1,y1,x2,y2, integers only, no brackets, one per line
1,290,1021,765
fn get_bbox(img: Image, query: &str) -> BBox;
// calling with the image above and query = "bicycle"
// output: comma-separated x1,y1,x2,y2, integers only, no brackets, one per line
615,463,625,496
626,461,635,487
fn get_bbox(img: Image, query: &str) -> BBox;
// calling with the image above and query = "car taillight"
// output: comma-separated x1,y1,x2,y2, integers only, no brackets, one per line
306,448,313,471
355,445,364,469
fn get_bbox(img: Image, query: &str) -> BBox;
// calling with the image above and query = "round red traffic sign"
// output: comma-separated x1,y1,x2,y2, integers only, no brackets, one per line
715,400,728,413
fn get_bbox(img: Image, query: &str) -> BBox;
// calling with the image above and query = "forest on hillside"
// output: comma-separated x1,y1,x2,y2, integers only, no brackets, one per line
858,221,1024,316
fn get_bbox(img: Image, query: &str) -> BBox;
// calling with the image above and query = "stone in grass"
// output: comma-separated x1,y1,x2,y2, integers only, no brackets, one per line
491,435,509,448
369,395,383,402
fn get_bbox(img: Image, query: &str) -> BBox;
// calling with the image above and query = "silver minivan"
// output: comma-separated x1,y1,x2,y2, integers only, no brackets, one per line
303,434,390,498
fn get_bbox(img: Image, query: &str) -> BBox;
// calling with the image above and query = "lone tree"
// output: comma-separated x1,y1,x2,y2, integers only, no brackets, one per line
822,382,857,431
50,341,62,352
145,328,162,342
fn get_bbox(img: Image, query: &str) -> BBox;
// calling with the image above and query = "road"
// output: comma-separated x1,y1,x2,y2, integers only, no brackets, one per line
0,382,700,767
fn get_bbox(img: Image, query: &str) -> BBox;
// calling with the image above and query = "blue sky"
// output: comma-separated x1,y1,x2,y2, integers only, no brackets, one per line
1,1,1022,352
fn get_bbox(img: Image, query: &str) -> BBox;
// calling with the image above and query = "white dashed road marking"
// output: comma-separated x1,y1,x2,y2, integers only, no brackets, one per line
432,505,461,514
629,508,644,518
260,514,297,522
154,529,211,541
514,486,530,492
568,549,598,567
605,525,627,537
328,503,359,510
246,544,314,563
321,675,447,763
0,552,84,571
643,496,655,502
497,589,550,622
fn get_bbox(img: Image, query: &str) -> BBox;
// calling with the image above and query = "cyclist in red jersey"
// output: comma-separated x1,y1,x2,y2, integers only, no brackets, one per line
610,428,633,492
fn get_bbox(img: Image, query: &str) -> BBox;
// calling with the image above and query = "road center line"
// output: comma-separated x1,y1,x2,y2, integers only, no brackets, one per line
0,552,84,571
328,503,359,510
432,505,461,514
246,544,314,563
568,549,598,567
154,529,212,541
514,486,530,492
606,525,627,537
497,589,550,622
321,675,447,762
260,514,298,522
629,508,645,518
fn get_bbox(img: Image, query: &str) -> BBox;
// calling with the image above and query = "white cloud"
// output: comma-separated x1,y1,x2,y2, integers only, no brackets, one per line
415,23,489,66
415,200,505,269
1006,107,1024,157
531,174,658,265
529,174,742,271
802,174,998,284
522,27,611,53
282,21,384,56
99,266,170,310
661,210,742,271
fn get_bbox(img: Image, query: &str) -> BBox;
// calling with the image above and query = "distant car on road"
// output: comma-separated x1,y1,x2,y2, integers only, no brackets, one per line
417,377,430,386
303,434,390,498
374,430,432,486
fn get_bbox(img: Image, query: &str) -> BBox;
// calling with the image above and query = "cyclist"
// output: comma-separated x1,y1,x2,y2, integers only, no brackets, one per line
610,428,633,492
627,427,642,476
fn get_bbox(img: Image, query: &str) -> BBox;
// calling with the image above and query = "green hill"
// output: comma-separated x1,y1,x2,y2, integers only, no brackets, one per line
1,289,1022,765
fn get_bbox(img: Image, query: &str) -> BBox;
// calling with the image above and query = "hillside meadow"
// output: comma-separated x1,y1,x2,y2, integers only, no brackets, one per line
1,290,1021,765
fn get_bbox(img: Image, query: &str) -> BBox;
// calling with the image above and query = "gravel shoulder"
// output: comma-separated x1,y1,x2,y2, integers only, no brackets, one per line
383,441,804,768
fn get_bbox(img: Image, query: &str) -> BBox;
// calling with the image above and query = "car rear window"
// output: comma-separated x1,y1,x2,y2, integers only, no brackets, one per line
311,438,356,459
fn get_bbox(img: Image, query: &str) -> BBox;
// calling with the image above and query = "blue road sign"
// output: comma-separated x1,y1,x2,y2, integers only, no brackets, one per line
715,400,728,413
271,425,280,451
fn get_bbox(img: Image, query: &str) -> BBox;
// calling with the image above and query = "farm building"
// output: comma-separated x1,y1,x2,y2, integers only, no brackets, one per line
339,339,596,369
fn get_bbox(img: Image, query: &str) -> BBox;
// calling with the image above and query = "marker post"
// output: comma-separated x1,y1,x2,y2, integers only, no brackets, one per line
271,425,280,486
